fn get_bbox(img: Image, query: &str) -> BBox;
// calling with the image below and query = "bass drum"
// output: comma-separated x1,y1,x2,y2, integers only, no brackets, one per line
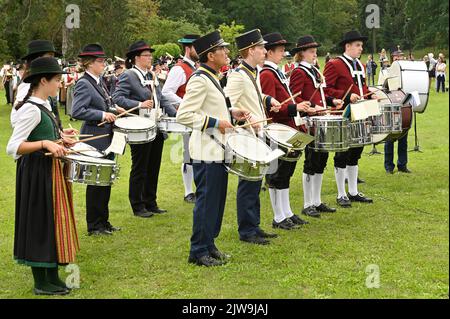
371,87,413,143
387,60,430,113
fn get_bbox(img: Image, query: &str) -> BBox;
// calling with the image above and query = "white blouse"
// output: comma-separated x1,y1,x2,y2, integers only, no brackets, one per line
7,96,53,160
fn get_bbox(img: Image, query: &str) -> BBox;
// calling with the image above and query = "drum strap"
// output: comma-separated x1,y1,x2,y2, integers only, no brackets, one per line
239,65,269,119
298,65,327,107
80,74,113,109
338,56,366,97
27,100,61,139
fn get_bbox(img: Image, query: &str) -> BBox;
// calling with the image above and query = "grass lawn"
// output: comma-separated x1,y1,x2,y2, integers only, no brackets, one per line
0,64,448,299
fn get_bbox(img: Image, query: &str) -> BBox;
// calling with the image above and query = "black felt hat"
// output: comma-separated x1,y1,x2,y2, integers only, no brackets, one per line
78,43,107,58
290,35,322,54
263,32,293,49
126,41,155,58
235,29,267,51
23,57,67,83
193,31,230,57
21,40,62,60
338,30,368,47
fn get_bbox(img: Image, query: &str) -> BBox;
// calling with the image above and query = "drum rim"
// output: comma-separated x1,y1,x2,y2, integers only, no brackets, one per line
114,117,156,130
226,134,272,163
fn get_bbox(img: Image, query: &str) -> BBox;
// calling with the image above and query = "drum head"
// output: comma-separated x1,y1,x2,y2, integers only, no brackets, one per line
65,154,115,164
227,134,272,162
265,123,297,147
70,142,104,158
115,117,155,129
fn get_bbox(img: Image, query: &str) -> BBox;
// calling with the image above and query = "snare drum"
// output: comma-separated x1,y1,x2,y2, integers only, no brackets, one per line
114,117,157,144
264,123,302,162
157,116,192,134
370,103,402,144
307,115,349,152
70,142,105,158
63,154,119,186
225,134,273,181
348,120,373,148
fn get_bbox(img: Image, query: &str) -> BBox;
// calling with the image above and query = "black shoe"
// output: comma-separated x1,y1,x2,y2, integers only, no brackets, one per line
398,167,412,173
289,214,309,225
348,192,373,203
105,222,121,232
188,255,225,267
134,209,154,218
386,170,394,174
302,206,321,218
148,207,167,214
34,287,70,296
315,203,337,213
184,193,196,204
88,228,113,236
272,219,297,230
256,229,278,238
209,249,230,261
336,196,352,208
240,235,270,245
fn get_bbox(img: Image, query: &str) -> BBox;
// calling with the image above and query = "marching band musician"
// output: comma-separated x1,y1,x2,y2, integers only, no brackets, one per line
112,41,167,217
224,29,282,245
72,44,125,235
6,57,79,295
176,31,248,266
323,30,378,208
259,32,310,230
161,34,200,204
289,35,343,218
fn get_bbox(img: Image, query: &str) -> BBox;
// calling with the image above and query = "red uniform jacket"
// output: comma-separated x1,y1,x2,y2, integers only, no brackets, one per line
323,56,370,104
260,63,298,130
289,64,335,107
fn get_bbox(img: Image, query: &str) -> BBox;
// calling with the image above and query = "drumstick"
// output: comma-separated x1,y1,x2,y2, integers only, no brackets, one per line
236,118,272,129
62,134,93,138
245,116,257,138
97,105,141,126
45,149,92,156
280,91,302,105
308,87,320,103
341,84,354,102
362,88,382,98
74,134,110,145
67,123,79,141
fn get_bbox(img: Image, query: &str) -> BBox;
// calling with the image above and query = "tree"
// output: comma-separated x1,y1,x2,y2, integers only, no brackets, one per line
153,43,181,59
218,21,245,58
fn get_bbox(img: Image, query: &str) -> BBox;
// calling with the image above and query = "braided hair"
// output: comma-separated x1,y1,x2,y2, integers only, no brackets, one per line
15,73,59,110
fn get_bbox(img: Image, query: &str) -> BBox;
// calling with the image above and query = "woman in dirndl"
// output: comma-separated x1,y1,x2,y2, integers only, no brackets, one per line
6,57,80,296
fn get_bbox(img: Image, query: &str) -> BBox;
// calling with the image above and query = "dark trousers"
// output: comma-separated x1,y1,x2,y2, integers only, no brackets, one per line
334,147,364,168
384,133,408,171
266,160,297,189
129,132,164,213
367,73,375,86
86,185,111,232
436,75,446,92
4,80,11,104
237,179,262,239
190,163,228,258
304,145,329,175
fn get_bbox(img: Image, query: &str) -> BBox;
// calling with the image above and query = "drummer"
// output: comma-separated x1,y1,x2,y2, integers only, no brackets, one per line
224,29,282,245
112,41,167,217
259,32,310,230
323,30,378,208
176,31,248,266
384,49,411,174
161,34,200,204
6,57,79,295
289,35,344,218
72,44,125,235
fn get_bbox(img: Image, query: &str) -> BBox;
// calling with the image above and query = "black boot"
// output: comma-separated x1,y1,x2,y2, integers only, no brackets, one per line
31,267,69,296
47,266,69,289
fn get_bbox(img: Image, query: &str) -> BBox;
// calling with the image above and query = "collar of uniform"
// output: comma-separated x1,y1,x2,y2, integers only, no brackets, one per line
199,63,219,78
343,53,358,63
183,56,196,68
29,96,52,112
241,61,257,77
134,65,148,77
86,71,100,84
300,61,313,69
264,60,280,70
